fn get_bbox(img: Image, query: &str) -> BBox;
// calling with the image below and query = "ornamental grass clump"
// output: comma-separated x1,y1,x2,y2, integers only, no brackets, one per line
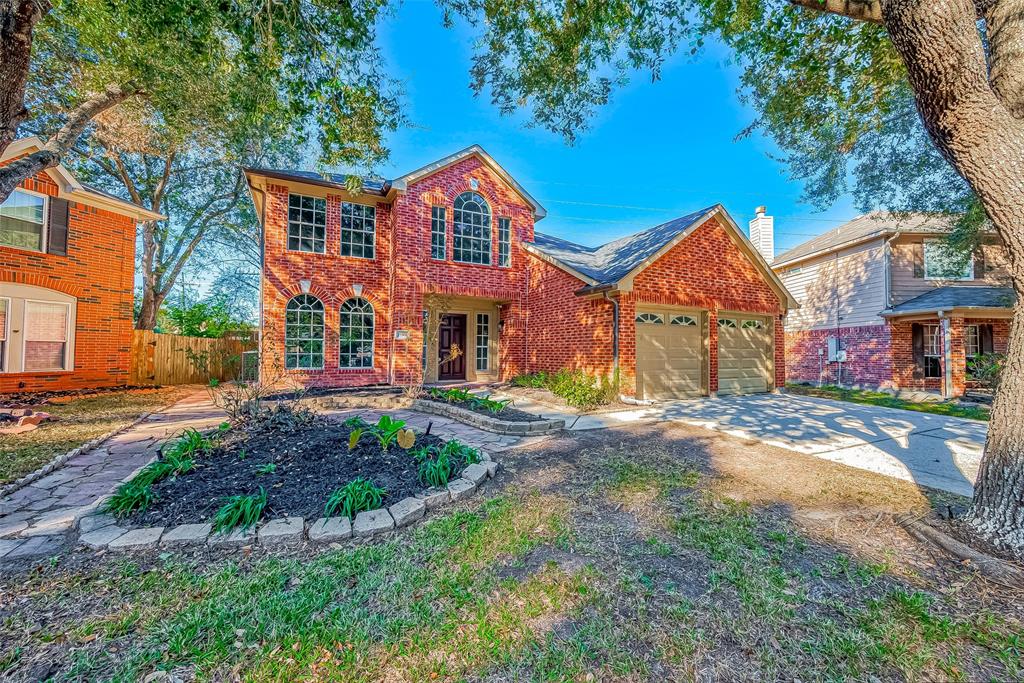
324,478,385,519
212,487,268,533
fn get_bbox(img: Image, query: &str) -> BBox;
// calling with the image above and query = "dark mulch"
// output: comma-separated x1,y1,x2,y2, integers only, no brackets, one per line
130,413,451,527
0,385,163,408
424,397,545,422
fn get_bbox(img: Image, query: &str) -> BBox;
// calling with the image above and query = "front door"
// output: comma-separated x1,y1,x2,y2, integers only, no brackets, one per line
438,314,467,380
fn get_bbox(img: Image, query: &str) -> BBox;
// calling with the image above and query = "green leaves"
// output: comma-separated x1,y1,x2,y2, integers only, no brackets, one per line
212,487,268,533
324,478,385,518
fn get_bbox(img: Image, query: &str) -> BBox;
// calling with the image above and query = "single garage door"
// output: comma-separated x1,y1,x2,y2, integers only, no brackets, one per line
636,311,704,400
717,315,771,395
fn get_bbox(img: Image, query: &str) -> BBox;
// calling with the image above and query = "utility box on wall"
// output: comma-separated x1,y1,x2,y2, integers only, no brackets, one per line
826,336,846,362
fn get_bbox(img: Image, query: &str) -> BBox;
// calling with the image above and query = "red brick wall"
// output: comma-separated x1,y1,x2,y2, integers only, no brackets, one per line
784,324,894,387
0,171,136,393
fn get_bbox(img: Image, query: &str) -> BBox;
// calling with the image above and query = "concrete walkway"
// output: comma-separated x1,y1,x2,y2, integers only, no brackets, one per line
499,391,985,496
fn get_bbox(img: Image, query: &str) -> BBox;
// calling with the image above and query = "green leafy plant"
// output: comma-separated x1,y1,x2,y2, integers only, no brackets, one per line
511,371,550,389
370,415,406,451
212,487,268,533
324,478,385,519
396,428,416,449
511,369,610,410
348,428,363,451
255,463,277,475
418,451,452,488
343,416,370,430
165,428,214,459
105,480,157,517
410,445,435,463
440,439,481,467
428,387,511,413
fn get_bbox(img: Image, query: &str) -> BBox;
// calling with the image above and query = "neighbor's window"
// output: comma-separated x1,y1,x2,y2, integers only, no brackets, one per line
453,191,491,265
965,325,980,357
476,313,489,371
341,202,376,259
0,298,7,371
636,313,664,324
285,294,324,369
924,239,972,280
24,301,69,371
923,323,942,378
287,194,326,254
340,297,374,368
0,188,46,252
718,318,737,329
431,206,446,260
671,315,697,326
498,217,511,267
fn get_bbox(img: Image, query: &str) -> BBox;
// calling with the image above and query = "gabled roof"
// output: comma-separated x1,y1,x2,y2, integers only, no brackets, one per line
1,137,165,221
526,204,798,309
772,212,956,268
882,286,1014,317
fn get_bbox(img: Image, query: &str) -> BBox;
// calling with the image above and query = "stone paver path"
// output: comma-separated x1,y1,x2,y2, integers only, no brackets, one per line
0,391,224,561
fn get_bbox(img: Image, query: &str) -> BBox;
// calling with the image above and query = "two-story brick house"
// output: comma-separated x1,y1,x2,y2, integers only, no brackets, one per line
0,138,164,393
245,146,796,400
769,211,1013,397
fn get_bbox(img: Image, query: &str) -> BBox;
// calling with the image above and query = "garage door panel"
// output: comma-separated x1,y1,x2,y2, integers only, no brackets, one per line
717,316,771,395
637,311,704,400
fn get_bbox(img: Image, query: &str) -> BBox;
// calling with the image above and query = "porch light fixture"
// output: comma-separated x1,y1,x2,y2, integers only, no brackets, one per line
353,283,364,297
299,279,311,293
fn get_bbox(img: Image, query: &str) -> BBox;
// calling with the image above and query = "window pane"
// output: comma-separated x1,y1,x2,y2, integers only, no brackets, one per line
284,294,324,369
453,192,491,264
340,297,374,368
498,217,511,267
431,206,446,260
0,299,7,342
341,202,375,259
287,194,326,254
924,239,972,280
0,189,45,251
476,313,489,371
25,301,68,371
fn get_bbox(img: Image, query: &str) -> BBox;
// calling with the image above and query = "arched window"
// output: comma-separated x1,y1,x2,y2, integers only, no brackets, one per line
453,191,491,265
284,295,324,369
340,297,374,368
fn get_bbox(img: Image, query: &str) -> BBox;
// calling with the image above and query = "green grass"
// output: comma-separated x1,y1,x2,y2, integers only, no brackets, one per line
786,383,990,421
0,387,191,485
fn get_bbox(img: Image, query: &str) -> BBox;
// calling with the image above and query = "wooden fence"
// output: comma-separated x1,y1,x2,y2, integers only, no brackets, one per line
130,331,257,386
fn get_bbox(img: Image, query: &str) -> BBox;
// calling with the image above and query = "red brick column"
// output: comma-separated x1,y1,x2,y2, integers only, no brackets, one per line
708,309,719,394
948,315,966,397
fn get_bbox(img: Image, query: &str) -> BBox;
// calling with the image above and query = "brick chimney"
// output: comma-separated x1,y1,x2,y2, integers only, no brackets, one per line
748,205,774,263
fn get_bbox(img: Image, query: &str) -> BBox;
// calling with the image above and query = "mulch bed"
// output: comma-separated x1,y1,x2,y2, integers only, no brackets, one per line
0,385,163,408
130,412,455,527
424,398,545,422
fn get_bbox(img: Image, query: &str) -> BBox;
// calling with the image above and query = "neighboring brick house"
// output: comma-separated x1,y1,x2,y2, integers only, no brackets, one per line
245,146,796,400
0,138,164,393
769,211,1013,397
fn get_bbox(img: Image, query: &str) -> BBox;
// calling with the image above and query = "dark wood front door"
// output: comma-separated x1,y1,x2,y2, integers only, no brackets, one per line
438,314,467,380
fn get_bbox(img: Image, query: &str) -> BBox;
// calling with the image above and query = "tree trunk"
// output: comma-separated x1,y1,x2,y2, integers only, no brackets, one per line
0,0,49,155
136,287,165,331
880,0,1024,556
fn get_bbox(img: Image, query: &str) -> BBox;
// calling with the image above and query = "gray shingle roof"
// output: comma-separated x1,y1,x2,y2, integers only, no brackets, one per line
773,212,955,267
529,206,718,285
245,167,388,193
884,286,1015,315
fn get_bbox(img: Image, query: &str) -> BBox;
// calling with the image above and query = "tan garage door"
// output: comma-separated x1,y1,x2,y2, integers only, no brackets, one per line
636,311,704,400
717,315,771,395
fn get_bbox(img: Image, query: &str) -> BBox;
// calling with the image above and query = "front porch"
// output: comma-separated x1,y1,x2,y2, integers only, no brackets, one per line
421,295,504,385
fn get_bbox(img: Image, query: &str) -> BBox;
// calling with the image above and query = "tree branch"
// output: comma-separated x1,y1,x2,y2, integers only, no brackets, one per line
984,1,1024,119
788,0,883,23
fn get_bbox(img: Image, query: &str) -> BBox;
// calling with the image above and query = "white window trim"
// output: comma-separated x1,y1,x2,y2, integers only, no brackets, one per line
285,193,327,255
22,298,72,372
965,324,980,357
284,294,326,371
0,296,9,373
923,238,973,281
340,201,376,260
0,187,49,255
636,312,665,324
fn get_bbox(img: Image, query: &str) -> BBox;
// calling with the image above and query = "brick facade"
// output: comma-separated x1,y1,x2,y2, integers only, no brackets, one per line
0,171,137,393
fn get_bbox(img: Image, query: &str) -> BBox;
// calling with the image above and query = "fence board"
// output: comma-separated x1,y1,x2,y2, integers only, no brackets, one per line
130,331,257,385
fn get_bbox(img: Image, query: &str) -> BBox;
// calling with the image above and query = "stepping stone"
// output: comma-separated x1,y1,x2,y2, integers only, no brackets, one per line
257,517,305,546
417,488,450,510
352,509,394,537
447,478,477,501
308,517,351,543
461,464,488,485
161,523,212,547
208,526,256,546
4,534,63,560
0,519,28,539
108,527,164,550
79,514,117,534
389,497,425,527
484,461,498,478
0,538,22,558
80,525,127,549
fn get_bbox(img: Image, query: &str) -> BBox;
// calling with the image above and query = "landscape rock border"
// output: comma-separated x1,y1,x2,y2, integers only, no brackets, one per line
69,452,497,554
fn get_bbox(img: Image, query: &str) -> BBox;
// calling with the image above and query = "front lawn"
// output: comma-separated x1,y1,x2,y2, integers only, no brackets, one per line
786,383,991,421
0,387,193,486
2,424,1020,681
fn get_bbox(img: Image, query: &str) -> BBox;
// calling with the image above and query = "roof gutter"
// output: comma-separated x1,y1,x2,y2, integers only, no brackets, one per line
574,283,616,297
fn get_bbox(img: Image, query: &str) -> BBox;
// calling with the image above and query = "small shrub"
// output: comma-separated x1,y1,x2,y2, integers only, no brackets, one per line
440,439,481,467
511,371,549,389
324,478,386,518
212,487,268,533
105,480,157,517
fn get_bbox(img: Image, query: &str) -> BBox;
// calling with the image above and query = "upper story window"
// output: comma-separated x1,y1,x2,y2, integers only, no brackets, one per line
431,206,446,260
341,202,375,259
285,294,324,369
0,188,46,252
453,191,491,265
497,217,511,267
923,239,973,280
287,194,326,254
339,297,374,368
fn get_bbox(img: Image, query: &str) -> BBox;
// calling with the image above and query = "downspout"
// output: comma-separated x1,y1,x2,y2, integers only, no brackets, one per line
602,290,619,383
247,178,268,383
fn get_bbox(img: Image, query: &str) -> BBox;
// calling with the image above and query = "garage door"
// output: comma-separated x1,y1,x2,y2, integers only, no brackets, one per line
636,311,704,400
717,315,771,395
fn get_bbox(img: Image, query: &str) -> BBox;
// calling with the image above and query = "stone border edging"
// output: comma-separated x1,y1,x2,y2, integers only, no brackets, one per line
74,452,498,553
298,394,565,435
0,412,153,499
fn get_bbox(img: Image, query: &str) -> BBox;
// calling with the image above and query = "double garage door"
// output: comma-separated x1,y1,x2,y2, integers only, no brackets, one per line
636,309,772,400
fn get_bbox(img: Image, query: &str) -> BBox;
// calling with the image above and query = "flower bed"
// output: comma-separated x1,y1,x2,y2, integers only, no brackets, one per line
425,387,544,422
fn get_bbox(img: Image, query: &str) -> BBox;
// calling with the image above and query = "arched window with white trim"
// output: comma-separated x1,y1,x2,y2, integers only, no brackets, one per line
284,295,324,369
340,297,374,368
453,191,491,265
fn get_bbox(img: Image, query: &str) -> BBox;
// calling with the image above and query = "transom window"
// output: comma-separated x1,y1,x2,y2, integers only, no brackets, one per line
498,217,511,267
636,312,664,324
671,315,697,326
718,318,737,329
476,313,490,371
431,206,446,260
340,297,374,368
742,319,764,330
341,202,376,259
0,188,46,252
923,239,973,280
923,323,942,378
284,295,324,369
25,300,70,371
287,194,326,254
453,191,491,265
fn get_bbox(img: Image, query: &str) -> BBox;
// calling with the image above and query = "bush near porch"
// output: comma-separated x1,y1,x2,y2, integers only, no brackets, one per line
510,369,617,410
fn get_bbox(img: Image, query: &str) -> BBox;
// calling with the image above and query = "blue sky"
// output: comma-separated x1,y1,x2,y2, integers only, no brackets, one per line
369,1,860,258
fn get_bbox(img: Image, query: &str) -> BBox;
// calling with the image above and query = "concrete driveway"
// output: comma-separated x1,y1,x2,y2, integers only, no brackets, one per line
557,393,986,496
